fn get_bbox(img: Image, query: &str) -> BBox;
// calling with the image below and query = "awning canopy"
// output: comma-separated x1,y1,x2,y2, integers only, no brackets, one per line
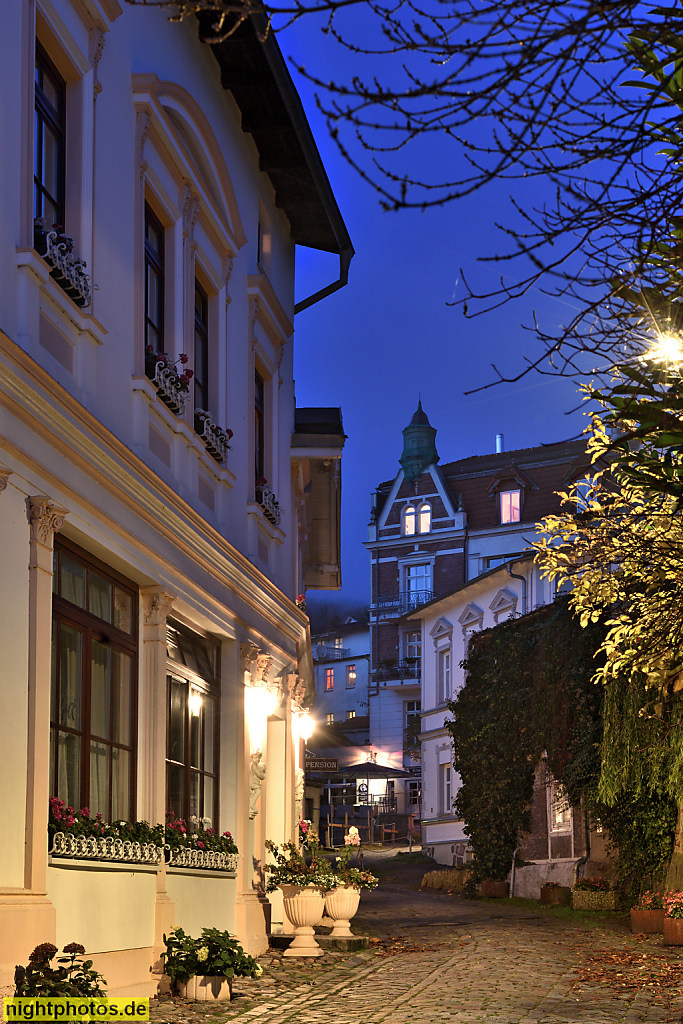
332,761,413,780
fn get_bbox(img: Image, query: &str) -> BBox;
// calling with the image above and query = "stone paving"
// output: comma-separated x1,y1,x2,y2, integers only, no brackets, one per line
151,855,683,1024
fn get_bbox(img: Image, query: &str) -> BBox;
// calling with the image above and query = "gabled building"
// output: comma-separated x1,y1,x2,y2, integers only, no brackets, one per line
0,0,350,996
364,404,590,841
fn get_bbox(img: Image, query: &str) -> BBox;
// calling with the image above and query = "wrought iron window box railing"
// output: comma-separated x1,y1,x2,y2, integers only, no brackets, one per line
34,223,91,308
167,847,239,872
49,831,163,865
255,485,281,526
372,591,434,616
194,409,231,463
145,358,188,415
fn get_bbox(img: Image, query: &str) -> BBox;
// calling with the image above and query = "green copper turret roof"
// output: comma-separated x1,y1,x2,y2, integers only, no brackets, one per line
399,401,439,486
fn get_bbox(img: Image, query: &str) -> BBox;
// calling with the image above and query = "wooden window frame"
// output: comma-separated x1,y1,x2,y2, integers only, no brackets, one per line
325,667,334,691
194,279,209,412
165,624,220,826
254,368,265,486
144,203,165,354
34,43,66,228
50,538,138,820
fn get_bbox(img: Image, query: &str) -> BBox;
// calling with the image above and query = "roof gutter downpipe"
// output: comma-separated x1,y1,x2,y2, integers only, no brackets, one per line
250,14,355,316
506,562,528,616
294,246,353,314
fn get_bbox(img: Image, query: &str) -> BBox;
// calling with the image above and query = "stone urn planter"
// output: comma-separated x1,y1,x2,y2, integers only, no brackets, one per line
630,908,665,934
481,880,509,898
177,975,232,1002
280,883,326,957
664,917,683,945
324,884,361,937
540,885,571,906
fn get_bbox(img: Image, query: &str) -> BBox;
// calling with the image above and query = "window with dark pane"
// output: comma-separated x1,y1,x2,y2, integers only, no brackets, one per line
34,45,65,229
50,541,137,821
165,621,219,826
194,281,209,412
144,204,164,353
254,369,265,486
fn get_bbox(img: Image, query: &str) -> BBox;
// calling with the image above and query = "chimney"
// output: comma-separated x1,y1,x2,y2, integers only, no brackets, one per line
496,433,504,454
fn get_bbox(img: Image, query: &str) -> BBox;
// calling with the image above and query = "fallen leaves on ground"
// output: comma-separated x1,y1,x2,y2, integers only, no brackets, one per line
572,947,683,999
369,936,444,956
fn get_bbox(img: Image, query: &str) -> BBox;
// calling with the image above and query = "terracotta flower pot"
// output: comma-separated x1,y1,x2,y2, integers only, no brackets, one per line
630,908,665,934
177,975,232,1001
324,885,361,937
540,885,571,906
664,916,683,945
481,880,509,898
280,883,326,957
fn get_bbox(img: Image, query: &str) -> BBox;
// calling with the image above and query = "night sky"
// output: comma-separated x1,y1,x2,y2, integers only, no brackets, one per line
284,16,588,605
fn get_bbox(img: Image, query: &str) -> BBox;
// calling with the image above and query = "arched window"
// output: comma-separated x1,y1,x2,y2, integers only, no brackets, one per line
403,505,416,536
418,502,431,533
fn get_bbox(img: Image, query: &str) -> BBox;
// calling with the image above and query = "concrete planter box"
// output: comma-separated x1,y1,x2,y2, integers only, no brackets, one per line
177,975,232,1001
630,908,664,933
572,890,620,911
540,885,571,906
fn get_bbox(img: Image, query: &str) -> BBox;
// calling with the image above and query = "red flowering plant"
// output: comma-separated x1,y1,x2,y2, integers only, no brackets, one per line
48,798,165,847
164,811,238,856
663,891,683,919
542,881,566,889
633,890,663,911
573,877,611,892
144,347,194,392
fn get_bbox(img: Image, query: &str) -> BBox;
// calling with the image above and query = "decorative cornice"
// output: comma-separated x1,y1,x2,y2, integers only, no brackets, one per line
0,465,12,493
0,332,303,645
28,496,68,545
141,586,176,627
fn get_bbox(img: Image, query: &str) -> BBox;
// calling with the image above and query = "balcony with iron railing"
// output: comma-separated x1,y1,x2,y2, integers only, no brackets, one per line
372,659,421,684
313,645,351,662
371,590,434,617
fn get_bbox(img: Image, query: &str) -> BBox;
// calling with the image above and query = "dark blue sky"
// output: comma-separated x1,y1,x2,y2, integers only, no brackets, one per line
285,16,587,604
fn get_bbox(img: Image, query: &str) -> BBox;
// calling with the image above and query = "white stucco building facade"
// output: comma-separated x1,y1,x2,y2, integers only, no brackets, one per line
0,0,350,996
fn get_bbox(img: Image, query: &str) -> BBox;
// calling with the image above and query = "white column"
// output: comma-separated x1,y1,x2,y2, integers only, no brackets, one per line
139,587,176,825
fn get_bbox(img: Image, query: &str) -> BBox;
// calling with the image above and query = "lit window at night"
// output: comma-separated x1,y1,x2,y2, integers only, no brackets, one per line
346,710,356,719
326,713,334,726
500,489,521,523
325,667,334,690
346,665,356,688
418,503,431,533
403,505,416,535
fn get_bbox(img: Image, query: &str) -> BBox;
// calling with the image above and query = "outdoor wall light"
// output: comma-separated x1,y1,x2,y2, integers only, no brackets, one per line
298,712,315,742
189,688,203,717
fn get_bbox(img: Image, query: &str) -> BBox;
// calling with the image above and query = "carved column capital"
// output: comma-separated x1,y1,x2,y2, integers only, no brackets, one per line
136,110,151,179
28,496,67,546
240,642,260,677
141,586,176,628
0,465,12,493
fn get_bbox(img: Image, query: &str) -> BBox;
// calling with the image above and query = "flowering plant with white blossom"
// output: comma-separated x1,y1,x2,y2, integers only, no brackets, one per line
344,826,361,847
162,927,263,984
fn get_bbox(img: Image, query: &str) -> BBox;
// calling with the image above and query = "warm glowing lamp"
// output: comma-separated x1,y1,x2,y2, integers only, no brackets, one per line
189,688,203,717
298,712,315,742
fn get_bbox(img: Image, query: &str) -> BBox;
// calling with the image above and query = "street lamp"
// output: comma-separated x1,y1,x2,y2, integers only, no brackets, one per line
298,712,315,742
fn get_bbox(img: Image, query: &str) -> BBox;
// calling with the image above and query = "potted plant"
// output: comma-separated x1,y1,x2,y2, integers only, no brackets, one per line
571,877,619,911
631,890,664,934
663,891,683,945
540,880,571,906
324,840,378,937
265,840,334,957
481,879,510,898
161,926,262,1001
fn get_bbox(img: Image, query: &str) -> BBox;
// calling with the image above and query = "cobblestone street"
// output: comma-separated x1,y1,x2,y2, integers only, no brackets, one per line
151,855,683,1024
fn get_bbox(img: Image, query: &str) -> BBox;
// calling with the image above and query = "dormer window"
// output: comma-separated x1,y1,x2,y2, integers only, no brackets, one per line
403,505,416,536
418,502,431,533
404,502,431,535
500,489,521,524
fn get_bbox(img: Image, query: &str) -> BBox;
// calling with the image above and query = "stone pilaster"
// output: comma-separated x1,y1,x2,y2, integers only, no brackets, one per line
139,586,176,824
